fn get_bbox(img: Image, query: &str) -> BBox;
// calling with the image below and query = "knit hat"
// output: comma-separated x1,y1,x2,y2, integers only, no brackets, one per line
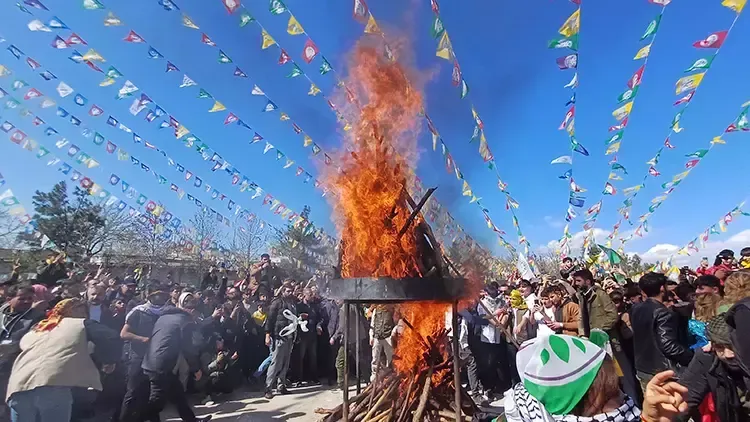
706,314,732,346
516,334,606,415
510,290,528,310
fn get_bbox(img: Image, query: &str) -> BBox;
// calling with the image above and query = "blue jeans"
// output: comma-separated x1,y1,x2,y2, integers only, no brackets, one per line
8,386,73,422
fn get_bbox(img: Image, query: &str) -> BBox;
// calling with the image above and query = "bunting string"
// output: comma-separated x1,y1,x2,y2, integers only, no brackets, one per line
610,2,745,249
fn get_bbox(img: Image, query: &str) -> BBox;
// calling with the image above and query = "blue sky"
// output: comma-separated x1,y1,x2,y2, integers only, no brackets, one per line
1,0,749,264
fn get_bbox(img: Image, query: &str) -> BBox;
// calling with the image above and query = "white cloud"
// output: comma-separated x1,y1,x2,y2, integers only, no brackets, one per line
544,215,564,229
636,229,750,268
543,228,612,254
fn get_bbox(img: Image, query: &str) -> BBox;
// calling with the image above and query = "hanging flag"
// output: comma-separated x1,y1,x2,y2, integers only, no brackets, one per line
251,85,265,96
65,33,87,46
563,73,578,89
436,31,453,60
675,72,705,94
648,166,660,176
182,14,199,29
208,101,226,112
201,33,216,47
117,80,138,99
287,15,304,35
559,106,575,130
628,65,645,88
218,50,232,63
548,34,579,50
147,47,163,59
612,102,633,121
83,0,104,9
51,36,68,49
559,9,581,37
459,80,469,99
48,16,68,29
56,81,74,97
123,30,145,43
270,0,286,14
74,94,88,106
319,57,332,75
606,142,620,155
302,39,319,63
673,91,694,106
431,15,445,39
684,56,714,73
287,64,303,78
24,88,42,100
165,62,179,72
308,83,321,96
693,30,728,49
556,54,578,70
82,49,105,62
221,0,240,13
685,159,700,169
26,57,42,70
103,11,122,26
261,29,276,49
551,155,572,165
353,0,369,21
633,44,651,60
239,11,254,26
617,86,639,103
364,14,381,34
27,19,51,32
722,0,746,12
686,149,709,158
263,100,277,112
641,15,661,40
572,138,589,156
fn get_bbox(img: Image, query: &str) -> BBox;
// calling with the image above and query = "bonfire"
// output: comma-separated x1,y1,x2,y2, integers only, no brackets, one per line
315,41,478,422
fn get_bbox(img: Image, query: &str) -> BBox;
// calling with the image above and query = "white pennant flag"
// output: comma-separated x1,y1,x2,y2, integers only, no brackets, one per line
28,19,51,32
56,82,74,98
251,85,265,96
179,74,196,88
117,80,138,99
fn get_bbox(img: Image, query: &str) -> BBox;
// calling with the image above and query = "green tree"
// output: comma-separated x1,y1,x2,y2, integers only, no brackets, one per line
270,205,335,281
19,181,106,260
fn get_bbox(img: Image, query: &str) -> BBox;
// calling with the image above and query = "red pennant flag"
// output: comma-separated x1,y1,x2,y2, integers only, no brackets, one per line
609,117,629,132
570,0,581,3
327,100,336,111
10,130,26,144
24,88,42,100
66,33,87,45
673,91,694,106
430,0,439,13
221,0,240,14
278,49,290,65
32,117,44,126
353,0,369,23
85,60,104,73
201,33,216,46
89,105,104,116
648,166,660,176
451,60,461,86
224,112,239,125
296,167,304,176
685,159,699,168
726,123,738,133
324,154,332,165
302,39,319,64
628,65,645,89
123,30,144,43
26,57,41,70
693,30,728,49
664,137,675,149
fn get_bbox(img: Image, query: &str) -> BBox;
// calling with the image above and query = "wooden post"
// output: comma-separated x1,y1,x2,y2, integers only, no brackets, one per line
452,301,462,421
343,301,349,422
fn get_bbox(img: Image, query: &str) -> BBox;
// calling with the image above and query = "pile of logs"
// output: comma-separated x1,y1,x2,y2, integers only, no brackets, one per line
315,328,476,422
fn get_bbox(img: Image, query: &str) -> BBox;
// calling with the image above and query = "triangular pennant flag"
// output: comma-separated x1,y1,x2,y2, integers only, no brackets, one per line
261,30,276,49
208,101,226,112
559,9,580,37
364,14,381,34
123,30,145,43
436,31,453,60
180,74,196,88
218,50,232,64
308,83,321,96
263,100,277,112
302,39,319,63
287,15,304,35
693,30,728,49
182,14,199,29
103,11,122,26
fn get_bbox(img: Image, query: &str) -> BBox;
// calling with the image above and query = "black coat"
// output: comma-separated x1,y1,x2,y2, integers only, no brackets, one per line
264,296,297,339
141,308,201,374
680,349,750,422
630,298,693,376
727,297,750,379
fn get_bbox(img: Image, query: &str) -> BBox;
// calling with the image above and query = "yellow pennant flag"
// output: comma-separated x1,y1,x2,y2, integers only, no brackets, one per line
711,136,726,145
280,112,290,121
343,123,352,131
608,172,623,181
722,0,746,12
103,11,122,26
82,49,105,62
261,30,276,49
308,83,321,96
436,31,453,60
673,170,690,182
0,65,10,77
672,120,684,133
675,73,705,95
100,78,116,87
606,141,620,155
559,9,581,37
182,14,199,30
303,135,313,147
208,101,226,112
461,180,472,197
364,14,380,34
287,15,304,35
175,125,190,139
633,44,651,60
612,101,633,121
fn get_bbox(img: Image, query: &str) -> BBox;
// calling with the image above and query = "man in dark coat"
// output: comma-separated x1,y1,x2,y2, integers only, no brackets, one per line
141,292,211,422
264,284,298,399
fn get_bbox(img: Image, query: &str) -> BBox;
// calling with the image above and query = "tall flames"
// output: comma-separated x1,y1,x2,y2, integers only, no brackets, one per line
323,42,449,377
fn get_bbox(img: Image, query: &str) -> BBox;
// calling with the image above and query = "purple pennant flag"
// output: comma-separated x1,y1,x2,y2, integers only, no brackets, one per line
556,54,578,70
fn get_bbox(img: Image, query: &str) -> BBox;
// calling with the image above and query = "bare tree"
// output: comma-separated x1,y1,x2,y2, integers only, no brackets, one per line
180,208,225,275
0,208,26,249
106,216,180,269
228,217,269,275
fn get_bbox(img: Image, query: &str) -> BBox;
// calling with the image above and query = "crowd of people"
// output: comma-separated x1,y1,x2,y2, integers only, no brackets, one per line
0,246,747,422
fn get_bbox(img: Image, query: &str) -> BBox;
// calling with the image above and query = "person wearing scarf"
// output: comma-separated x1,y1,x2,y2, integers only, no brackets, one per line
5,298,121,422
503,333,641,422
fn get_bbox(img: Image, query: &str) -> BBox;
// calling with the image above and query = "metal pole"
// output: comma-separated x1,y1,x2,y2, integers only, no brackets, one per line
355,303,361,395
452,301,462,421
343,301,349,422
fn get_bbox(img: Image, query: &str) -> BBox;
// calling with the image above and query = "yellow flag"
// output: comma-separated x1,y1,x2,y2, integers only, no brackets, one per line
0,65,9,77
100,78,116,87
711,136,726,145
308,83,321,96
559,9,580,37
675,73,705,95
103,11,122,26
672,170,690,182
82,49,105,62
461,180,472,197
633,44,651,60
303,135,313,146
436,31,453,60
343,123,352,131
175,125,190,138
287,15,304,35
612,101,633,121
280,112,290,121
208,101,226,112
182,14,199,30
606,141,620,155
672,120,684,133
608,172,623,181
261,30,276,49
722,0,746,12
364,14,380,34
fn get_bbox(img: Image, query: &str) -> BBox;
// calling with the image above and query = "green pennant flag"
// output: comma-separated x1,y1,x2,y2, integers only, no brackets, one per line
460,80,469,99
239,11,255,27
641,14,661,40
685,56,714,73
617,86,639,103
319,57,332,75
430,16,445,38
685,149,709,158
83,0,105,10
197,88,212,99
218,50,232,64
548,34,579,50
287,64,303,78
269,0,287,15
611,163,628,174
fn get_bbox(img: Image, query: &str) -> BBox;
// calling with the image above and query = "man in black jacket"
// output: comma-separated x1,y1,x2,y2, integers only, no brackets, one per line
141,292,211,422
630,272,694,391
264,284,298,399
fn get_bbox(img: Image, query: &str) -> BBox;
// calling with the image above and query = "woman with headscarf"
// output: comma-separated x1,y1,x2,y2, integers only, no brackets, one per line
5,298,121,422
503,333,641,422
